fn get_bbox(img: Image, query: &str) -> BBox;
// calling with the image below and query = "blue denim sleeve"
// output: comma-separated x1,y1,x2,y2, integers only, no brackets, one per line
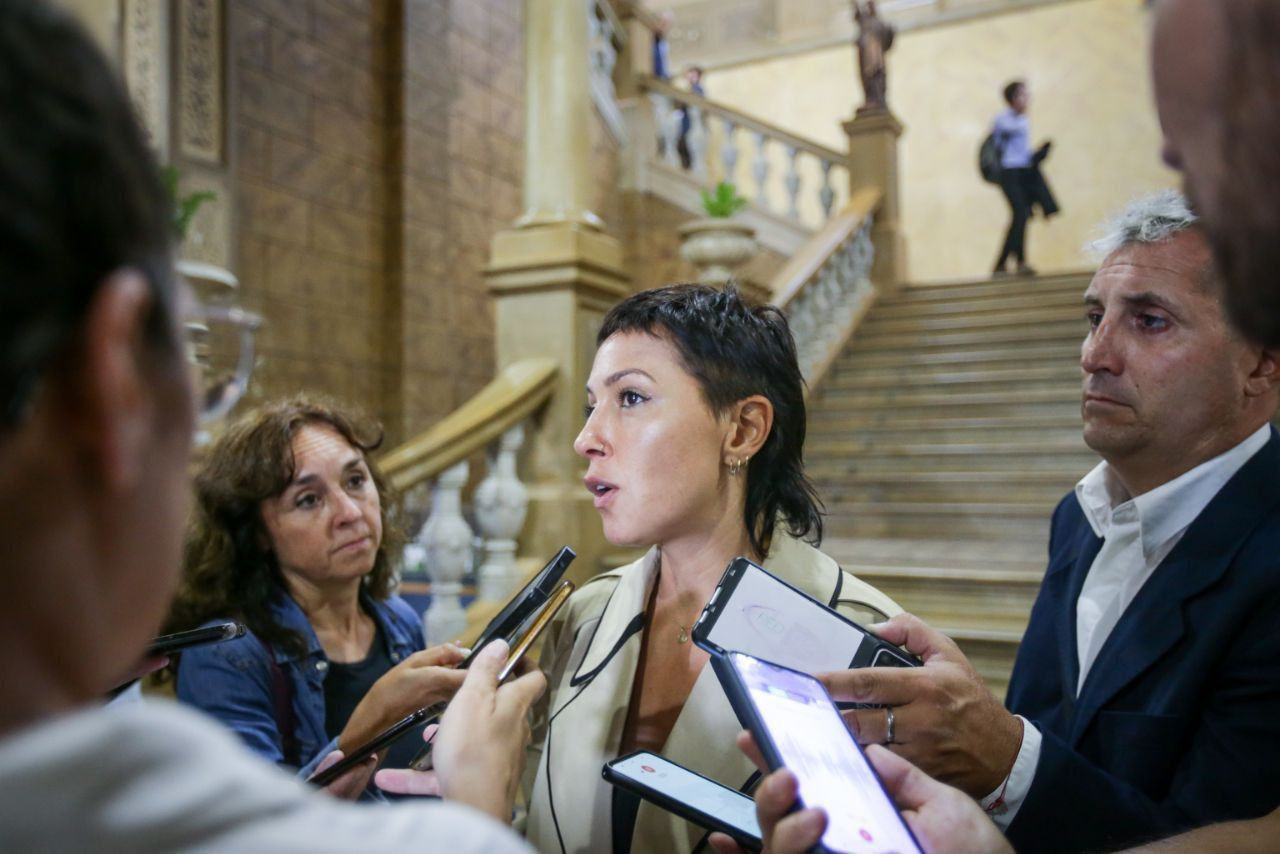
175,627,335,775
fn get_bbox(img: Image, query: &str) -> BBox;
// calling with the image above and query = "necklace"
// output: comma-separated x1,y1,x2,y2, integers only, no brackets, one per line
649,573,701,644
678,624,690,644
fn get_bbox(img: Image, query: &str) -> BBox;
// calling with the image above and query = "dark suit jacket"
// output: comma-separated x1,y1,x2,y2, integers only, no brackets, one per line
1005,428,1280,852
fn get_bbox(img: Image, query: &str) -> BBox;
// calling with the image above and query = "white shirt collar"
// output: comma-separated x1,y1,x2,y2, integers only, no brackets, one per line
1074,424,1271,560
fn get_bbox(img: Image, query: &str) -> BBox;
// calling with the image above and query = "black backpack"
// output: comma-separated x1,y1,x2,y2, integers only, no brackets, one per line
979,132,1003,184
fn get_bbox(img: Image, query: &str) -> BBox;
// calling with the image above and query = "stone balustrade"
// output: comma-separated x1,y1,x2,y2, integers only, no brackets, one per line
639,76,850,228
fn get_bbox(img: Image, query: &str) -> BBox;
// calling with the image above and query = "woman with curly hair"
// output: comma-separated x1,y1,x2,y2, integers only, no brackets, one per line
164,396,466,784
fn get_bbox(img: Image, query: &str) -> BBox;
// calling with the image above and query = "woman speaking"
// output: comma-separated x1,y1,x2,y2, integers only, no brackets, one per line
523,285,901,852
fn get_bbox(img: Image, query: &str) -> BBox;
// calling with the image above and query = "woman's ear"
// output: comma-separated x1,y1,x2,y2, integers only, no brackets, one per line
723,394,773,463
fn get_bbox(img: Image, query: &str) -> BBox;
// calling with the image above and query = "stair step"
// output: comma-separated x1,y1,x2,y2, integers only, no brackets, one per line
816,386,1079,409
818,482,1070,506
809,437,1085,456
811,454,1095,477
823,363,1079,392
849,320,1085,352
873,289,1084,319
808,423,1084,445
894,273,1092,303
809,411,1079,432
827,341,1082,371
825,537,1047,570
860,309,1086,337
826,513,1052,541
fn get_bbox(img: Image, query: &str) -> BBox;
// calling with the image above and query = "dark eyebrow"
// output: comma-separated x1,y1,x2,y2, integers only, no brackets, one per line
1082,291,1178,311
288,456,364,489
584,368,655,396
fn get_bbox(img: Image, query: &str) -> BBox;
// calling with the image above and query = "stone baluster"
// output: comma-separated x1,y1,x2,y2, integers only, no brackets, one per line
784,146,802,219
752,131,770,205
819,159,836,219
688,104,708,179
473,424,529,602
418,461,473,646
721,119,739,185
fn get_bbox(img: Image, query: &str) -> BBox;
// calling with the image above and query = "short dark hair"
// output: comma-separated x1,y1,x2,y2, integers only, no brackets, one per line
597,284,823,557
1003,79,1026,106
163,395,404,662
0,1,176,426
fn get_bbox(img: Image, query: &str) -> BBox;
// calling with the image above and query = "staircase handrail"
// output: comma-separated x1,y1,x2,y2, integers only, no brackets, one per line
774,186,882,310
637,75,847,165
766,187,882,392
380,357,558,494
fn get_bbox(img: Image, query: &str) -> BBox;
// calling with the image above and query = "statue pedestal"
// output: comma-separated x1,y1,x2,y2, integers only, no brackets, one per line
843,110,907,290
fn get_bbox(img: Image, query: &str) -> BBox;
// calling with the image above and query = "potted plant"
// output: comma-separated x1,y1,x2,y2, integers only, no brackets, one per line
678,181,757,287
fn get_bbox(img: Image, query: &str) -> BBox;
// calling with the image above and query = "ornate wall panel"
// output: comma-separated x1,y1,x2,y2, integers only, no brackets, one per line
177,0,225,164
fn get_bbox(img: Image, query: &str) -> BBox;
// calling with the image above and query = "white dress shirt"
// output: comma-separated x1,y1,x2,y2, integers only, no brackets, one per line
982,424,1271,828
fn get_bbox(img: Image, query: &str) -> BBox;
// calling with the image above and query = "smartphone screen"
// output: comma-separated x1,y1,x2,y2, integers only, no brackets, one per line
701,562,871,672
730,653,920,854
607,751,760,843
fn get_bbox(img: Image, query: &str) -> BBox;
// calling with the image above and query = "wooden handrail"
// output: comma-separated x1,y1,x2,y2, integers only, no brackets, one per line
380,357,559,493
638,74,848,165
772,186,881,308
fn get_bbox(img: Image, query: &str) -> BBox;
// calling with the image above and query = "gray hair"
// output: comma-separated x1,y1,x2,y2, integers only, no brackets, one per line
1088,190,1200,261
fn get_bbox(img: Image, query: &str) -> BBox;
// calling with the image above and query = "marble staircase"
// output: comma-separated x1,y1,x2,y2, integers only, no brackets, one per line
808,271,1097,697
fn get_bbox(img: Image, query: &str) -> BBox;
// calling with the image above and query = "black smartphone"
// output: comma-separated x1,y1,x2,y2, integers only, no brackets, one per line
409,580,576,772
692,558,919,673
712,651,922,854
145,621,245,657
603,751,761,849
459,546,576,669
308,707,432,787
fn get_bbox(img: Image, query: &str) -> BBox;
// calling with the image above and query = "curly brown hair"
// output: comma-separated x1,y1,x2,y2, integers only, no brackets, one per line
162,395,404,661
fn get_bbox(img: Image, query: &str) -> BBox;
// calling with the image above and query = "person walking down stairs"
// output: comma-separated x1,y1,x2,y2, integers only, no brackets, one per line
990,79,1059,277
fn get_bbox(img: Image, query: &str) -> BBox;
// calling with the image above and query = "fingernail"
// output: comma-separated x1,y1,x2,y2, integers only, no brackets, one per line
481,638,509,659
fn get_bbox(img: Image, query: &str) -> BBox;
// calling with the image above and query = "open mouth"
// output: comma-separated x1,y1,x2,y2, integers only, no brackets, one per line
584,477,617,506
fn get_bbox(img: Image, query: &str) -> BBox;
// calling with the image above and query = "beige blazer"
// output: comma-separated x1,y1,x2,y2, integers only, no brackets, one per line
523,534,902,854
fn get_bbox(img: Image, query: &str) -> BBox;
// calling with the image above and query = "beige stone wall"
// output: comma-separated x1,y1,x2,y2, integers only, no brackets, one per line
703,0,1177,282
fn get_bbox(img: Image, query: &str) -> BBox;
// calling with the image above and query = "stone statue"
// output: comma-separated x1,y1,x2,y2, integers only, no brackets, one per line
854,1,895,113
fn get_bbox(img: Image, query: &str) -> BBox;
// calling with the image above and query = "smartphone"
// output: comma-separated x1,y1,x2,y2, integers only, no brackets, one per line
692,558,919,674
603,751,761,849
145,621,245,657
308,707,432,787
409,580,575,771
460,546,575,669
498,579,574,681
712,651,922,854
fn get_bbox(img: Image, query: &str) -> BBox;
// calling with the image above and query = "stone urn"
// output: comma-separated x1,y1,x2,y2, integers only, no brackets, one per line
678,218,757,287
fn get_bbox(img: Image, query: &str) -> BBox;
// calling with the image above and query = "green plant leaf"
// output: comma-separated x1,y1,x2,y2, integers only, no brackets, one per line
700,180,747,218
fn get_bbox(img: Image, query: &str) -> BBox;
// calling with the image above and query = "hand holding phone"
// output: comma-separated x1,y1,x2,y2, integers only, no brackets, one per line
692,558,919,673
604,751,761,849
409,580,573,771
712,651,922,854
309,708,432,787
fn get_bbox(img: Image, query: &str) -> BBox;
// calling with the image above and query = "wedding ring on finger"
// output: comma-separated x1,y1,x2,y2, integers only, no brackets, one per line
884,706,896,745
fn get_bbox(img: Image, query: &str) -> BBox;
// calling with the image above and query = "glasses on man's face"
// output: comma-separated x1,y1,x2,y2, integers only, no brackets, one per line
183,299,262,426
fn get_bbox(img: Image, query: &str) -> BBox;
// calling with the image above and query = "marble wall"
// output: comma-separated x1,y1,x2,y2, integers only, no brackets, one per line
703,0,1177,282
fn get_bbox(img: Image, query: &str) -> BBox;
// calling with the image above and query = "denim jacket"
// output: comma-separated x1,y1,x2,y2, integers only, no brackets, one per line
175,590,425,780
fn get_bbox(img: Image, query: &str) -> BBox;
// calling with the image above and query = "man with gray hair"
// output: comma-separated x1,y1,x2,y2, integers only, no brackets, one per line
810,191,1280,852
